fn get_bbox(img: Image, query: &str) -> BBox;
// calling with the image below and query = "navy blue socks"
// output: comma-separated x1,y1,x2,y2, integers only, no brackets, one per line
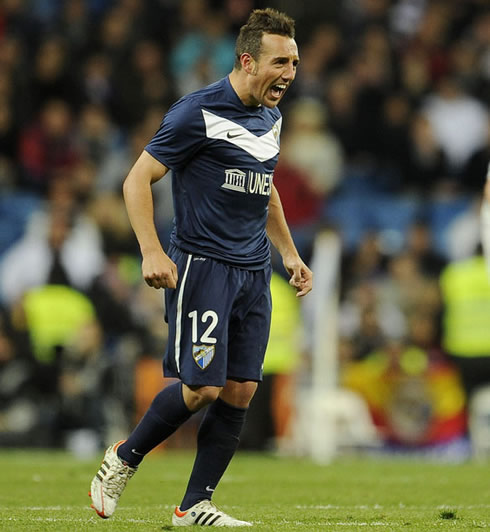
180,398,247,511
116,385,247,509
117,382,192,466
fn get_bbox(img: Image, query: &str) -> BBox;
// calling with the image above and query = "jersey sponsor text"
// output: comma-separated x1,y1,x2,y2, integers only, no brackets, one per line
222,169,273,196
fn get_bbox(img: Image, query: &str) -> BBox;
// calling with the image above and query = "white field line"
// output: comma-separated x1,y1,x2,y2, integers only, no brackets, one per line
263,522,489,528
4,503,490,511
296,504,490,510
2,504,490,529
0,516,158,524
2,515,490,528
0,505,175,511
2,518,488,528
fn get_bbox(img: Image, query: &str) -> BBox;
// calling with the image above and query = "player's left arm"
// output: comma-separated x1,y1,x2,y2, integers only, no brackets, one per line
266,184,313,297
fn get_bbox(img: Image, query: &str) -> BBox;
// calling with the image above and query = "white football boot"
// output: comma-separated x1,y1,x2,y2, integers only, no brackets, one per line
172,499,252,527
89,440,137,518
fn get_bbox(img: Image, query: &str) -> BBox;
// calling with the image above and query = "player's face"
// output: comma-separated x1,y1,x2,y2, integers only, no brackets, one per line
249,33,299,108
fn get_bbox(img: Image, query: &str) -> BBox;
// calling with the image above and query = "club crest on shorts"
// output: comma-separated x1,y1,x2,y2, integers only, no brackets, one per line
192,345,215,369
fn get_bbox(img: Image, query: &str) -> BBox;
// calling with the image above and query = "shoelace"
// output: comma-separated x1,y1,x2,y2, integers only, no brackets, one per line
104,464,136,499
196,500,221,512
195,500,237,521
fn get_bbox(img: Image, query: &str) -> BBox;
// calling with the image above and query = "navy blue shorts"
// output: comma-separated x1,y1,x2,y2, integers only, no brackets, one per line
163,245,272,386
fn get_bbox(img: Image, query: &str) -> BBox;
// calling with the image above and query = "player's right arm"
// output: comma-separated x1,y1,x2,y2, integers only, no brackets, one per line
123,150,178,289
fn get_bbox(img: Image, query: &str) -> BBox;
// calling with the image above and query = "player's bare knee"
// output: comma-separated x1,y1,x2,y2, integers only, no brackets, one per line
220,380,258,408
183,384,222,411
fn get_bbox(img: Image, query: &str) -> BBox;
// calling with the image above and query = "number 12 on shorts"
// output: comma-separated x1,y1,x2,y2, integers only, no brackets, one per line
188,310,218,344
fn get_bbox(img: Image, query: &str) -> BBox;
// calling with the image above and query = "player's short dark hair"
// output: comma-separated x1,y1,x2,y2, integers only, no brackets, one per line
234,8,295,69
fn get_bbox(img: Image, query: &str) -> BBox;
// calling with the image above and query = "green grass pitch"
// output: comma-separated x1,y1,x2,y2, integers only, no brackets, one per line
0,449,489,531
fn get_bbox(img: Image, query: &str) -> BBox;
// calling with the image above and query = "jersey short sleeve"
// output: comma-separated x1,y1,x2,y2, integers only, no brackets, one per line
145,97,204,170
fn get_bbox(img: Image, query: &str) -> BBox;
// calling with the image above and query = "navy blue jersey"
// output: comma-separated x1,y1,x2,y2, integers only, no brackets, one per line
145,76,282,269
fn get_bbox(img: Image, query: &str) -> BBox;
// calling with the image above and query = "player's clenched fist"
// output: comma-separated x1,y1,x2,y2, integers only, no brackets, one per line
142,250,178,289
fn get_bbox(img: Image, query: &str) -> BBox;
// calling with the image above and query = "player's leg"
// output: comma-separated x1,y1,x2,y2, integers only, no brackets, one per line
172,380,256,527
90,246,231,519
117,384,220,466
179,379,257,511
173,266,272,527
89,384,220,519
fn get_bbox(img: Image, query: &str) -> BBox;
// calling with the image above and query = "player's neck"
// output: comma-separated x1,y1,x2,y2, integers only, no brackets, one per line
228,71,261,108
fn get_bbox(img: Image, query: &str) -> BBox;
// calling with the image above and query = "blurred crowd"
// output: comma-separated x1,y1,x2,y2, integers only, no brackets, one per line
0,0,489,455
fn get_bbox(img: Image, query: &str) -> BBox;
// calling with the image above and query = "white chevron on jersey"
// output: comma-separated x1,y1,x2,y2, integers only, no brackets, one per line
202,109,281,162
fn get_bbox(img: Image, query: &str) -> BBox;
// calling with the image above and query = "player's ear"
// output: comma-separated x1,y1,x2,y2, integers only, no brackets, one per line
241,53,257,75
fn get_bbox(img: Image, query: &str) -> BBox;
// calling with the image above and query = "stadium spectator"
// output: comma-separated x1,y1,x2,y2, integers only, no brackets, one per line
340,231,388,295
398,48,432,104
94,5,134,80
404,113,449,196
291,23,343,101
170,1,236,97
421,75,489,176
377,251,435,318
54,0,91,61
339,0,391,41
0,96,19,188
20,284,105,448
112,39,174,128
18,99,80,193
462,116,490,194
281,97,344,198
377,92,412,192
0,309,44,447
79,53,114,108
403,1,452,83
75,103,128,192
273,97,344,260
0,179,105,305
324,71,359,159
341,333,466,448
444,197,482,262
26,36,81,117
404,219,447,278
439,248,490,412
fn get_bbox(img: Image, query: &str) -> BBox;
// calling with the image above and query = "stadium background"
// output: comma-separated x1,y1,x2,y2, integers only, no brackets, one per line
0,0,489,459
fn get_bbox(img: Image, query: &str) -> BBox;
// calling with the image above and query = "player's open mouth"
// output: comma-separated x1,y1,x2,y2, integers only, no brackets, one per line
270,84,287,98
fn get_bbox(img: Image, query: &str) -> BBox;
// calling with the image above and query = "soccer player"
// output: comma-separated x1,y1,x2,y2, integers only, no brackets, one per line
90,8,312,527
